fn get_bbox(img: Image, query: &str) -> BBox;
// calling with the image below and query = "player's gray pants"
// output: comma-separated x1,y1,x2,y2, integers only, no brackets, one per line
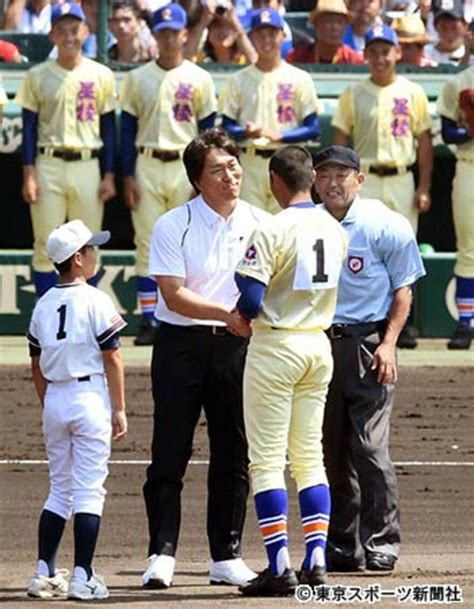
323,323,401,565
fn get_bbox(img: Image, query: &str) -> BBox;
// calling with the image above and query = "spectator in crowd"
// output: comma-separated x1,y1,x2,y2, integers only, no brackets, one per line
0,38,23,62
343,0,383,54
437,66,474,350
287,0,364,64
6,0,52,34
332,24,433,349
219,8,323,214
119,2,217,345
393,14,437,65
185,1,256,64
426,3,471,66
82,0,116,58
108,0,157,63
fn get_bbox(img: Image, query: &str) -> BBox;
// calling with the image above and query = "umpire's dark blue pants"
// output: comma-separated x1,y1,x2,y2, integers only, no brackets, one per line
323,322,401,566
143,322,250,561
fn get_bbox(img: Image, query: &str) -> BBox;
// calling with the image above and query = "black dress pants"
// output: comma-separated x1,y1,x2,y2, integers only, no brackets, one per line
323,325,401,565
143,323,250,561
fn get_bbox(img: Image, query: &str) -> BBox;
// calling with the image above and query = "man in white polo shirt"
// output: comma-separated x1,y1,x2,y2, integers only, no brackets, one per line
142,128,269,589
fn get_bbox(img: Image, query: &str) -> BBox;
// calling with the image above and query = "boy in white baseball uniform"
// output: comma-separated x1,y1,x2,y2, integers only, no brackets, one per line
26,220,127,601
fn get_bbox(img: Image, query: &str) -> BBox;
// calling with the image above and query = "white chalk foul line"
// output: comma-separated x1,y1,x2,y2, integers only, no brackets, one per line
1,459,474,467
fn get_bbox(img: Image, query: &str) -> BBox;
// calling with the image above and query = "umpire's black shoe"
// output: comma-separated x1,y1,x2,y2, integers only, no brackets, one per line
366,552,397,572
326,548,365,573
298,564,327,586
397,325,418,349
239,568,298,597
447,322,472,350
134,317,158,346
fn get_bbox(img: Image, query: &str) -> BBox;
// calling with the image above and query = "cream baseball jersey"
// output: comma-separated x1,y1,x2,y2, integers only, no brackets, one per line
28,283,126,382
236,205,347,331
437,66,474,162
0,84,6,107
120,60,217,151
219,62,322,149
15,58,117,149
332,76,431,166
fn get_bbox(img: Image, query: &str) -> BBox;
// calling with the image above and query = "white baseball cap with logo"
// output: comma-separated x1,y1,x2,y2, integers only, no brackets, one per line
47,220,110,264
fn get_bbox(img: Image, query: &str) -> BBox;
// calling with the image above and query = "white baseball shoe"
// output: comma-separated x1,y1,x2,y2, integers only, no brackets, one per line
27,569,69,598
67,572,109,600
142,554,175,589
209,558,257,586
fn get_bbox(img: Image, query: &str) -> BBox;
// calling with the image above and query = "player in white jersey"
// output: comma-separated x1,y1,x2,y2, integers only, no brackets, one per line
26,220,127,602
232,146,347,596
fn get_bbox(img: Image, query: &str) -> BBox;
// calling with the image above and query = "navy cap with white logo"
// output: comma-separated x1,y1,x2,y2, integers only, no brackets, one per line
365,24,399,47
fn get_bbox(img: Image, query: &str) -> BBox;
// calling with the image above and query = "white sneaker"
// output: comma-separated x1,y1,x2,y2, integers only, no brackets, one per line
142,554,175,589
209,558,257,586
27,569,69,598
67,572,109,600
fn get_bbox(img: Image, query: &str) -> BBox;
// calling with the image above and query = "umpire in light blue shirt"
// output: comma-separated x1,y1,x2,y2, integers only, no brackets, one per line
314,146,425,574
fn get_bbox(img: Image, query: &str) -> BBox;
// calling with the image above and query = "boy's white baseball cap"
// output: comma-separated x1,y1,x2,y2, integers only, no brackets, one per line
47,220,110,264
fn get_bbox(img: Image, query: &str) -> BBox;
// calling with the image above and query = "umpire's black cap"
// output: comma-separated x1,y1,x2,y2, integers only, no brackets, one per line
313,146,360,171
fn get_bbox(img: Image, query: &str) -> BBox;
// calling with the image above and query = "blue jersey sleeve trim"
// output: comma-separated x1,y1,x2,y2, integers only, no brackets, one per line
99,111,116,174
440,116,470,145
235,273,267,319
281,113,320,144
22,109,38,165
99,333,121,351
121,111,138,177
198,113,216,132
222,114,247,141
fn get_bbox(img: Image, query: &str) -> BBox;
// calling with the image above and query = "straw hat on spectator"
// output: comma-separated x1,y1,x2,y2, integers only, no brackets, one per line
309,0,349,23
392,15,431,45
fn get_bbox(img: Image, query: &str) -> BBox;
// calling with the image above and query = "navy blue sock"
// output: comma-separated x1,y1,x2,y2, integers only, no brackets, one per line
34,271,57,297
298,485,330,571
74,513,101,580
38,509,67,577
455,276,474,325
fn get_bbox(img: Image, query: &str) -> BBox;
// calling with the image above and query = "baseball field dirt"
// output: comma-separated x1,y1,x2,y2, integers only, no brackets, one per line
1,345,473,608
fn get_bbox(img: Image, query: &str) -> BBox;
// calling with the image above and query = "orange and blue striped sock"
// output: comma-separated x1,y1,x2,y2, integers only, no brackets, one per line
137,276,157,321
299,485,330,571
255,488,291,576
455,276,474,325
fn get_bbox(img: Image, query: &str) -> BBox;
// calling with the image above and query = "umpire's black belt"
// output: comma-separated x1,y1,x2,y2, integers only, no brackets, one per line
38,147,100,161
161,322,229,336
326,320,387,340
240,147,276,159
368,164,416,177
138,147,180,162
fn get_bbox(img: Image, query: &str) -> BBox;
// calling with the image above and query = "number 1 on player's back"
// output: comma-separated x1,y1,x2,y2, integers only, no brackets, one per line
56,304,67,340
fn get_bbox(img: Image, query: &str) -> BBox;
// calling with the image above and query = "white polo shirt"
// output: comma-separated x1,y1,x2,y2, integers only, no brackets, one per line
149,194,270,326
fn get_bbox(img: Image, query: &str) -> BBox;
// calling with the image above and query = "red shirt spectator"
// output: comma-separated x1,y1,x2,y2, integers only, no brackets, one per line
0,39,22,63
288,41,364,64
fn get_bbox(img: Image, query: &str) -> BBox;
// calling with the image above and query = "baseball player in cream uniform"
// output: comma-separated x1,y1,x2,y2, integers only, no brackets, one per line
26,220,127,601
0,79,6,128
15,2,118,298
219,8,322,215
332,24,433,234
120,2,217,345
437,66,474,349
232,146,347,596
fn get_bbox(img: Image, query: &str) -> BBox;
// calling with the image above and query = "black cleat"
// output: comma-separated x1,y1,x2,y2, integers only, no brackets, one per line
134,317,158,346
397,325,418,349
447,323,472,350
239,568,298,597
298,564,327,586
366,552,397,572
326,549,365,573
